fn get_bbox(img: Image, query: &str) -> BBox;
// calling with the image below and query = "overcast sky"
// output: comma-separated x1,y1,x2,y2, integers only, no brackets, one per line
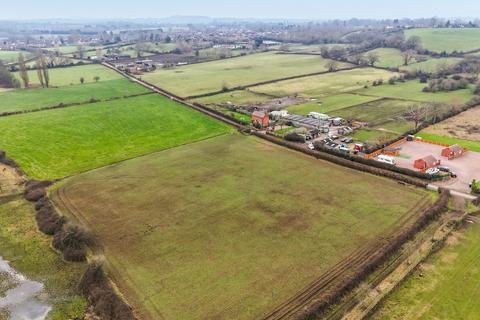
1,0,479,20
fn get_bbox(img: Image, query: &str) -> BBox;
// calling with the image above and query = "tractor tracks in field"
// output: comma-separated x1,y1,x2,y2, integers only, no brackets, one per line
261,196,433,320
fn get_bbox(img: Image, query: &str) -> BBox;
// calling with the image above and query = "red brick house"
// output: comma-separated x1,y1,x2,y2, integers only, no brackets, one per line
252,111,269,128
441,144,465,160
414,155,441,171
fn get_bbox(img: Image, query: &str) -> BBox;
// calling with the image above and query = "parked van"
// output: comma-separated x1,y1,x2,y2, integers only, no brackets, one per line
376,155,396,165
308,112,330,121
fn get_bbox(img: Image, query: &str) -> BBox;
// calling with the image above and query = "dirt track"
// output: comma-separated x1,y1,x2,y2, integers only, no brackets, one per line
0,164,25,195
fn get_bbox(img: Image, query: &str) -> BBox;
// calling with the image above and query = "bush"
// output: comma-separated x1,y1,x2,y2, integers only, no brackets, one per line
24,188,46,202
36,206,65,235
284,131,306,143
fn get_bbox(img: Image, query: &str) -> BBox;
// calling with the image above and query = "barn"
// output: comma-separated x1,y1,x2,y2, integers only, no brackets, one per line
252,111,269,128
414,155,441,171
441,144,465,160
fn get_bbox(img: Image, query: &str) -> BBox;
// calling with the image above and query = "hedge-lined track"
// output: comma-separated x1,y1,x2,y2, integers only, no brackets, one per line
261,197,434,320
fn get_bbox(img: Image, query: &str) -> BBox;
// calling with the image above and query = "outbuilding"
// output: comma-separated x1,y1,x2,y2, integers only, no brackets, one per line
441,144,465,160
414,155,441,171
252,111,269,128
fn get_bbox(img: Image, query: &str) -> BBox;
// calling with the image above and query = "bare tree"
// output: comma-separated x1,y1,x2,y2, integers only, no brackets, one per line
76,45,85,59
351,53,364,65
35,60,45,88
325,60,339,72
366,52,380,67
404,105,427,130
401,49,416,66
18,53,29,88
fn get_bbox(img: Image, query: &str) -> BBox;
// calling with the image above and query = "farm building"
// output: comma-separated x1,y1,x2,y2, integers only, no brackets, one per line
252,111,269,128
414,155,441,171
441,144,466,160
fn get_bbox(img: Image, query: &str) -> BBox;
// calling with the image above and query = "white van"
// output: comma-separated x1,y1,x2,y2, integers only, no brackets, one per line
308,112,330,120
376,155,396,165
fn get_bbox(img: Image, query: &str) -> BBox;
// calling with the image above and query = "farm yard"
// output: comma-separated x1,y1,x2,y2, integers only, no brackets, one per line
141,52,353,97
51,134,434,320
0,94,231,179
405,28,480,53
371,223,480,320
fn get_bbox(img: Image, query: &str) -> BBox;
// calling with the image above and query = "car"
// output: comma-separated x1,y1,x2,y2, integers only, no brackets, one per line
437,166,451,173
327,133,338,139
450,171,458,178
341,137,353,143
307,143,315,150
426,167,440,175
338,145,350,153
376,155,396,165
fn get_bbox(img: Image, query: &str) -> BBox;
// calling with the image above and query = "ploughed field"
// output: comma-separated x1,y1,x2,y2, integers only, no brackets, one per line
0,94,231,179
141,51,353,97
52,134,434,320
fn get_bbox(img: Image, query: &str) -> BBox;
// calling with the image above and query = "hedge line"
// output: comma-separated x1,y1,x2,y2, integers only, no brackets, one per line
253,132,428,187
299,189,450,320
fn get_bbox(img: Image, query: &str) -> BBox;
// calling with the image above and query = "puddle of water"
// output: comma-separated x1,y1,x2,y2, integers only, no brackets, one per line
0,256,51,320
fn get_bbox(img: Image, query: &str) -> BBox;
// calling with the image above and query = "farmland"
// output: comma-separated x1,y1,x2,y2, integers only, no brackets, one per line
0,79,149,113
141,52,353,97
52,133,433,320
405,28,480,53
399,57,464,73
361,48,406,68
250,68,396,98
0,94,231,179
371,223,480,319
0,50,33,63
355,79,474,103
0,195,87,319
14,64,124,87
286,94,381,115
192,89,270,106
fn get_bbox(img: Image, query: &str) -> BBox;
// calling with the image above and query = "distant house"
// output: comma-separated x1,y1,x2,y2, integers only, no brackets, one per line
414,155,441,171
441,144,465,160
252,111,269,128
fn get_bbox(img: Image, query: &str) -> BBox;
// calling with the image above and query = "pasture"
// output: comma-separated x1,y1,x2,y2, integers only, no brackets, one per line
371,223,480,319
52,134,432,320
362,48,406,68
0,94,231,179
14,64,123,87
286,94,381,115
416,133,480,152
0,50,33,63
250,68,396,98
405,28,480,53
0,195,87,319
332,99,412,124
0,79,149,113
399,57,463,73
192,89,270,106
141,52,352,97
355,80,474,103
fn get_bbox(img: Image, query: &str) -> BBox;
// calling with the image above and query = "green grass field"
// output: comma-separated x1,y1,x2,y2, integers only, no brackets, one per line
14,64,123,87
250,68,396,98
400,57,464,73
355,80,474,103
0,94,231,179
52,134,432,320
0,195,87,319
0,50,33,63
332,99,412,123
45,45,98,54
416,133,480,152
287,94,381,115
192,89,270,106
141,52,352,97
405,28,480,53
361,48,406,68
0,79,149,113
371,223,480,319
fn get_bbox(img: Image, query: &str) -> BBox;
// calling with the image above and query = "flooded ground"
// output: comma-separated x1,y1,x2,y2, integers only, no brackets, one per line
0,256,51,320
